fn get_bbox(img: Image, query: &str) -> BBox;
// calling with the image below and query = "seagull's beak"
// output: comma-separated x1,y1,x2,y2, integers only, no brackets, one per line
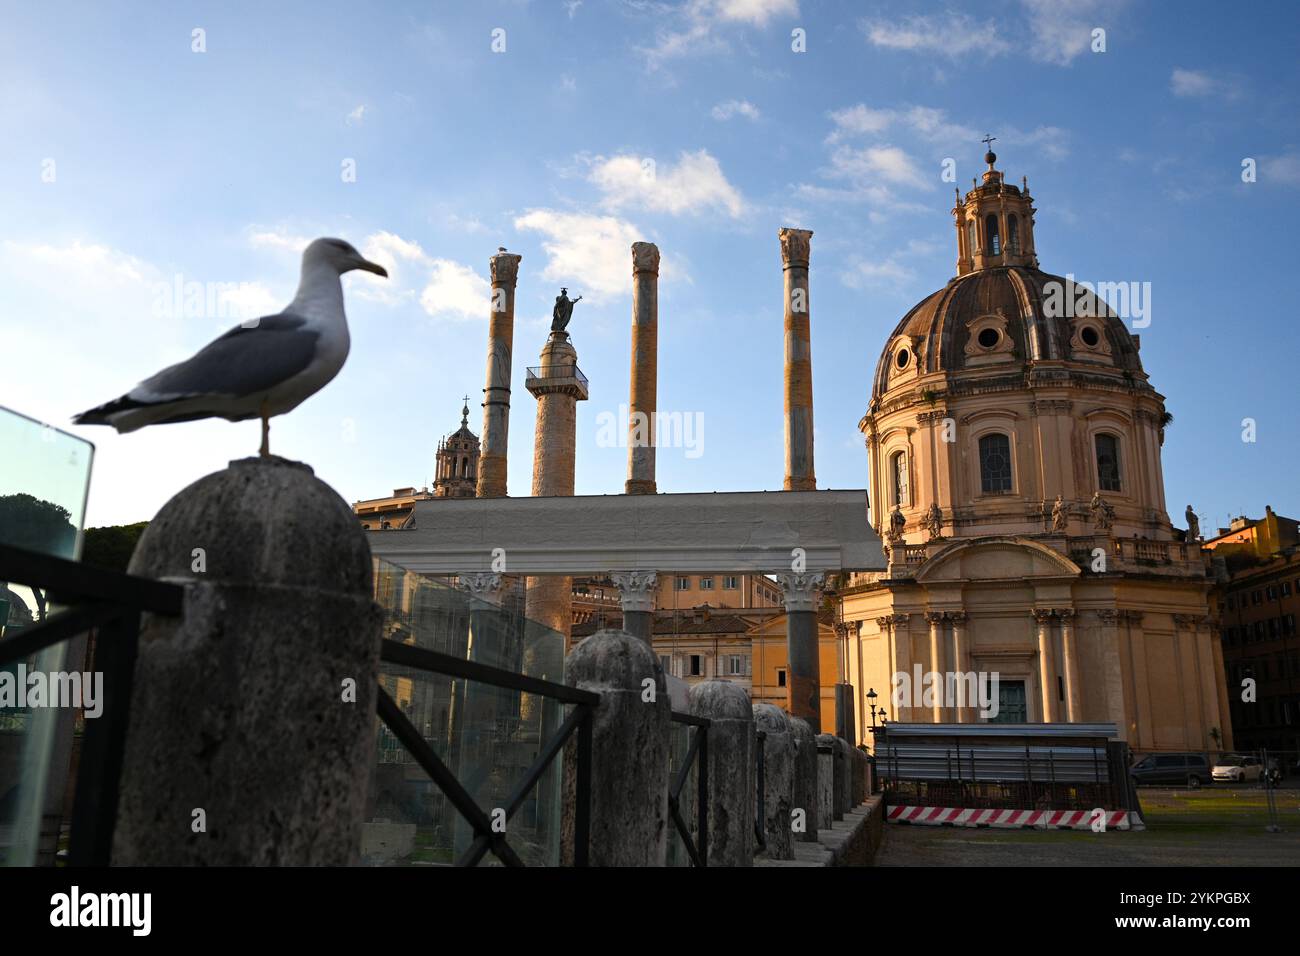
353,257,388,278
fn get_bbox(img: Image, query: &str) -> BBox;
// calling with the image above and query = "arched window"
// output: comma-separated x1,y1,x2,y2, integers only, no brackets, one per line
985,214,1001,256
1095,434,1122,491
1007,215,1019,253
978,433,1013,493
890,450,909,507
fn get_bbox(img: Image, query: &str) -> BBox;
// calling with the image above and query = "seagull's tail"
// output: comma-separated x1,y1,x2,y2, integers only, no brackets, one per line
73,394,145,431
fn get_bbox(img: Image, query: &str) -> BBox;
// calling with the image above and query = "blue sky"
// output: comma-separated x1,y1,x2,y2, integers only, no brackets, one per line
3,0,1299,532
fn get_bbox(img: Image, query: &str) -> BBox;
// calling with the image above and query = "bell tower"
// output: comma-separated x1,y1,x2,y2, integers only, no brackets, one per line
953,138,1039,276
434,398,480,498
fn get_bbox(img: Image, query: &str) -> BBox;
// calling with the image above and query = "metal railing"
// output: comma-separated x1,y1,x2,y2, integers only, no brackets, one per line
524,364,589,388
667,711,709,866
0,542,184,866
377,638,598,866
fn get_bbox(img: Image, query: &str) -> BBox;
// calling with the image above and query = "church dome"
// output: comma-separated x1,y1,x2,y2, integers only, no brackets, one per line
870,264,1147,405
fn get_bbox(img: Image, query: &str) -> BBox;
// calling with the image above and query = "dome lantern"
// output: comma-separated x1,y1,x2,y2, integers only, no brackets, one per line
953,141,1038,276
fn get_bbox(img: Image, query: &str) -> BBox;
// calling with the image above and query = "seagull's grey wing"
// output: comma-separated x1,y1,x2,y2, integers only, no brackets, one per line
133,313,320,401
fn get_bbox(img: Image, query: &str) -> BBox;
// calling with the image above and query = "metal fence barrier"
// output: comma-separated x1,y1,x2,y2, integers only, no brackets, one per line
0,543,184,866
377,638,597,866
667,711,709,866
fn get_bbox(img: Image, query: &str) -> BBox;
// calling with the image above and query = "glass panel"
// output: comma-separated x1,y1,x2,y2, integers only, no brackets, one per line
0,406,95,867
365,559,566,867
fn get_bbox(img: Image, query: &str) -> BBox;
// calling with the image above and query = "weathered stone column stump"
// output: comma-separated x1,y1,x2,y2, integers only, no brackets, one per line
562,629,670,866
753,703,795,860
114,457,381,865
788,716,819,843
688,679,754,866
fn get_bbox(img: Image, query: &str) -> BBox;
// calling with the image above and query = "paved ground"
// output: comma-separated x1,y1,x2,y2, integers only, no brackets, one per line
875,786,1300,866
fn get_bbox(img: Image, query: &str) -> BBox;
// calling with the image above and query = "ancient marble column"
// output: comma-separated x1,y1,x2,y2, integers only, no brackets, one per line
778,571,823,730
626,242,659,495
688,680,755,865
610,570,657,645
1058,608,1081,722
926,611,945,722
523,332,589,641
1034,608,1059,722
476,249,521,498
949,611,971,722
779,227,816,491
753,704,795,860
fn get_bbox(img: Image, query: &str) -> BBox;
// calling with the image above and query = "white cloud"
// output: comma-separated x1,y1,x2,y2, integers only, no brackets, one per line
587,149,747,218
638,0,798,70
514,209,653,302
358,231,489,320
1168,67,1243,100
711,98,761,121
865,1,1126,66
862,13,1011,58
564,0,582,18
1170,68,1214,97
715,0,799,26
248,230,312,253
842,258,915,289
826,144,929,189
827,104,977,146
1260,151,1300,188
347,104,367,125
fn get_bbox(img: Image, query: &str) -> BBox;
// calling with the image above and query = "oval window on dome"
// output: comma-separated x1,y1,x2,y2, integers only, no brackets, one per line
977,327,1000,349
1081,325,1100,348
895,347,911,370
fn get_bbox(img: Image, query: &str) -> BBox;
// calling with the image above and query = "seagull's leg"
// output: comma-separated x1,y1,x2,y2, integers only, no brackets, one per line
259,401,271,457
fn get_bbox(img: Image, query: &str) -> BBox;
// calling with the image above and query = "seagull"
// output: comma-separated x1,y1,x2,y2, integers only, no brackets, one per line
73,237,387,456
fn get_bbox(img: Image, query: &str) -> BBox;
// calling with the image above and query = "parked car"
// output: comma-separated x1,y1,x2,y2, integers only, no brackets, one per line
1130,753,1212,789
1212,754,1263,783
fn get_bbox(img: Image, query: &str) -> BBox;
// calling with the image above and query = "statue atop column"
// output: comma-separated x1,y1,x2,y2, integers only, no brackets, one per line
551,287,583,334
1185,505,1201,540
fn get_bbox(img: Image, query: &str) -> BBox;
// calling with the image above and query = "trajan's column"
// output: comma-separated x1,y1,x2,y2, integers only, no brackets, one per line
524,291,589,639
476,248,521,498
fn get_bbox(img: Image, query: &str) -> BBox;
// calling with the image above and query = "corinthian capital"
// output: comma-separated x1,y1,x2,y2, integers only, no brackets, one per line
456,571,506,605
1031,608,1055,624
610,570,658,613
778,227,813,268
777,571,824,612
631,241,660,275
489,249,521,286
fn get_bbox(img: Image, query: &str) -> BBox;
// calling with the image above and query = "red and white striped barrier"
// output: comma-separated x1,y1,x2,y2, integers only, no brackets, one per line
886,805,1137,830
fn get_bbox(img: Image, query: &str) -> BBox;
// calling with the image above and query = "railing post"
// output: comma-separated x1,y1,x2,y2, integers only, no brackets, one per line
752,703,795,860
561,628,669,866
688,680,754,866
112,457,382,865
788,716,819,843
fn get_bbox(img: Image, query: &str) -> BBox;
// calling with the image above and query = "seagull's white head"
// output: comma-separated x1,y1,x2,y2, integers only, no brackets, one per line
303,237,389,277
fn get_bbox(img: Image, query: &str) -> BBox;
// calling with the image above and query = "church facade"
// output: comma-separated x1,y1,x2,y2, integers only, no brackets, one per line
838,150,1233,755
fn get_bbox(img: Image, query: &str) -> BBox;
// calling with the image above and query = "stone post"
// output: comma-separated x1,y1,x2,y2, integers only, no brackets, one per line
834,737,851,819
779,227,816,491
1059,607,1081,722
778,571,823,730
788,716,819,843
610,570,657,645
815,733,837,826
1034,608,1059,722
476,249,521,498
524,332,589,641
752,704,794,860
562,629,670,866
626,242,659,495
113,457,381,865
688,680,754,866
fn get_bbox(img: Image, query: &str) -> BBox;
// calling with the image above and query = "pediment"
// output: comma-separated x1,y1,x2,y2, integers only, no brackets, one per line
914,536,1081,583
